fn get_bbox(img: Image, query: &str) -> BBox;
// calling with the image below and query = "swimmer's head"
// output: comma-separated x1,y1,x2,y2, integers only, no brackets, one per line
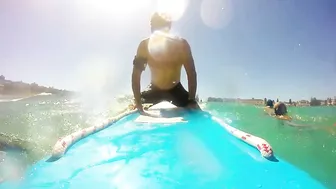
150,12,172,33
266,99,274,108
274,102,287,116
274,102,284,109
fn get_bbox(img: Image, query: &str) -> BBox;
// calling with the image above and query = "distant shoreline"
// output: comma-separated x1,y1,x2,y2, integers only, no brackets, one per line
0,75,74,101
0,94,31,100
206,96,336,107
0,93,55,102
206,101,336,107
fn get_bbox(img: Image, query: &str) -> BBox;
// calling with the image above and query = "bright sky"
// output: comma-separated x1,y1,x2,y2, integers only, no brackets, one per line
1,0,335,101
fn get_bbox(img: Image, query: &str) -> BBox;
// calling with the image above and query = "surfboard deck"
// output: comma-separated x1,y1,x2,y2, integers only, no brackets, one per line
0,101,326,189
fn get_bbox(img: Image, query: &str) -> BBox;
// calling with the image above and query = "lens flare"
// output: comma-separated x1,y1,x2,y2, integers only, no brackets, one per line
157,0,189,21
200,0,234,29
74,0,151,19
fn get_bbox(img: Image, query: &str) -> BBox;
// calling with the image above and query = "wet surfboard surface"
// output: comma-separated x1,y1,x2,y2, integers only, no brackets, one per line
1,101,326,189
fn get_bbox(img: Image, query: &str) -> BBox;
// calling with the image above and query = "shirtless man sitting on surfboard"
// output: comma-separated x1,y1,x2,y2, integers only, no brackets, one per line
131,12,199,114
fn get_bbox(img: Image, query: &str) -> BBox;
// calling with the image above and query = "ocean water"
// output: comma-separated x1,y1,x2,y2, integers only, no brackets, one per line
0,95,336,188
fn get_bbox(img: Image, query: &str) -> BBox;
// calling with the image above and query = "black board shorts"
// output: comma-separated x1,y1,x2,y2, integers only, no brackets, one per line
141,82,194,107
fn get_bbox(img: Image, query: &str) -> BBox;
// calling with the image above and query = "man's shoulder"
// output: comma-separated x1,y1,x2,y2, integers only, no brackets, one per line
177,37,190,49
137,38,150,52
150,32,188,43
166,34,184,40
164,33,187,43
164,35,190,50
175,36,187,42
166,35,189,45
140,37,149,45
139,37,150,44
139,34,190,49
135,38,150,57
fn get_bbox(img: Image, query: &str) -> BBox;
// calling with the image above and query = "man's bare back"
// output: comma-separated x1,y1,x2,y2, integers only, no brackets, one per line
131,12,198,113
139,32,188,89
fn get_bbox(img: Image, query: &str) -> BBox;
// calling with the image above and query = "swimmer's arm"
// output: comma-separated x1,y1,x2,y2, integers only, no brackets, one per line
132,40,147,111
182,39,197,100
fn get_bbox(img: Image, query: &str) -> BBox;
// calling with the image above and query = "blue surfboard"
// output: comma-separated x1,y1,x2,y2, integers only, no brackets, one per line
0,101,326,189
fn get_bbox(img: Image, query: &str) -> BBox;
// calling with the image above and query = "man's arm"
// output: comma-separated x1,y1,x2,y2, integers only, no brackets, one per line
132,40,147,111
182,39,197,101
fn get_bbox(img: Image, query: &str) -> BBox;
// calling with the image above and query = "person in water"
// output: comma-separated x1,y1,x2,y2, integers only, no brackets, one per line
131,12,199,114
264,99,290,120
266,99,274,108
274,102,288,116
264,99,276,116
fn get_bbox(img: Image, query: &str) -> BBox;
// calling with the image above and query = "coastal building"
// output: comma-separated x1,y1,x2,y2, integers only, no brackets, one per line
297,100,310,106
238,98,264,105
0,84,3,93
222,98,237,103
320,100,326,106
333,97,336,106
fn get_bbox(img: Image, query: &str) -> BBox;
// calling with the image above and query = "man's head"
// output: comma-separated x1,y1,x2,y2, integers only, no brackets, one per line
150,12,172,33
266,99,274,108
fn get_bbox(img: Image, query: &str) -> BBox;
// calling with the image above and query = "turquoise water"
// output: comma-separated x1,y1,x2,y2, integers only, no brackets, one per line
207,103,336,189
1,96,336,188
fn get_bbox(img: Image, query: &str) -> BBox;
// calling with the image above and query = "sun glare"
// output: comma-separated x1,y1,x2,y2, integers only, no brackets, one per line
74,0,151,18
200,0,233,29
76,56,110,93
156,0,189,21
